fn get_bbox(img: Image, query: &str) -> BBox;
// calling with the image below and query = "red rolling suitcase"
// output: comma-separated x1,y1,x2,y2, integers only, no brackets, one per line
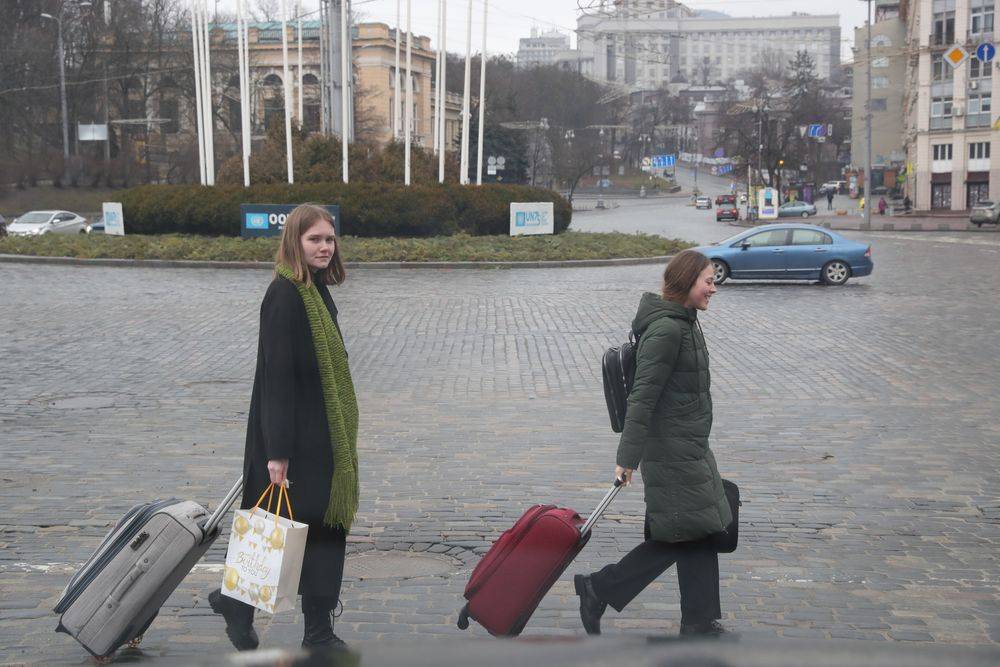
457,478,624,636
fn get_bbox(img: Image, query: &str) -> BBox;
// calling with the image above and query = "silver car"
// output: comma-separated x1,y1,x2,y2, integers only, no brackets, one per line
6,210,90,236
970,201,1000,227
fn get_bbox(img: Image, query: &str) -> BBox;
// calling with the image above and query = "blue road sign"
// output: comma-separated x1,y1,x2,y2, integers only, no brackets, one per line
807,124,827,138
651,154,676,168
976,42,995,63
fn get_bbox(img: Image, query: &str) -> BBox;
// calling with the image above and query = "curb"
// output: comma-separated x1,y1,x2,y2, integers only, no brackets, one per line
725,220,999,233
0,253,675,271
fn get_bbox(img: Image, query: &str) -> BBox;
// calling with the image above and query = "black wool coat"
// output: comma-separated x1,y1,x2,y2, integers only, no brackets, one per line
241,275,349,597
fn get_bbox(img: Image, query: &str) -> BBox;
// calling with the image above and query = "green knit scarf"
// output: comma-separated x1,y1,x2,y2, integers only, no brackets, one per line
276,265,359,532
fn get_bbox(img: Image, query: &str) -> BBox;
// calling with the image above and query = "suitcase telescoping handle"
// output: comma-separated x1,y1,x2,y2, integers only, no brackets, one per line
203,477,244,536
579,476,626,537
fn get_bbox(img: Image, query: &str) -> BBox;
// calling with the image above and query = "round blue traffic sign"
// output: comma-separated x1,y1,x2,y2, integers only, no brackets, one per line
976,42,995,63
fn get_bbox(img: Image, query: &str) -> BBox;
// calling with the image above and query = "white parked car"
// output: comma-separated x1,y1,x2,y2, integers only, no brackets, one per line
695,195,712,209
6,210,90,236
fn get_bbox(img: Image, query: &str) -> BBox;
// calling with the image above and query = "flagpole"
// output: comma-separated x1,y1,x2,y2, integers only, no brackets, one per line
475,0,487,185
438,0,447,182
460,0,472,184
236,0,250,185
280,0,294,183
404,0,412,185
394,0,401,140
341,0,350,182
191,2,206,184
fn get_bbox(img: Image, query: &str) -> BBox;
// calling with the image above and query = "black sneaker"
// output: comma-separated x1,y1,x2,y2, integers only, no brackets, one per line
680,620,730,637
208,588,259,651
574,574,607,636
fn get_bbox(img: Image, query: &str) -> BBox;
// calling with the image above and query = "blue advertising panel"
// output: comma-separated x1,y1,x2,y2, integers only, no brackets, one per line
240,204,341,238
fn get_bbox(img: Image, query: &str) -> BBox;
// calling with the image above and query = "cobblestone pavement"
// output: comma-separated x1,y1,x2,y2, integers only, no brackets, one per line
1,216,999,664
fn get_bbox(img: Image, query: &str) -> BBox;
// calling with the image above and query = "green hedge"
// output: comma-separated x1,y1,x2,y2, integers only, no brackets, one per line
119,183,571,237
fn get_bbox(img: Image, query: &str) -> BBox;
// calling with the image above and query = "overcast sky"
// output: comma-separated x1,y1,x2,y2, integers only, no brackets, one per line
230,1,869,62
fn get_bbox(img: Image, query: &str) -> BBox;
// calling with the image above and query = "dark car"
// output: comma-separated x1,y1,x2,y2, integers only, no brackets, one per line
716,203,739,222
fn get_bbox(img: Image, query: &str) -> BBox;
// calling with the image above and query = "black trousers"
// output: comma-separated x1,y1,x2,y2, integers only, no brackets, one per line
589,523,721,626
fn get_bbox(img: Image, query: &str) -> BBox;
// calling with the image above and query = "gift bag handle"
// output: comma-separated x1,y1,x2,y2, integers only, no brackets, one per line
250,482,296,523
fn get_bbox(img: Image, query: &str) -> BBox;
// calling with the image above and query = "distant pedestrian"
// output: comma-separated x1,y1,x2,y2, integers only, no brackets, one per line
859,197,865,212
903,195,912,212
878,197,887,216
209,204,358,652
826,189,834,210
574,250,732,638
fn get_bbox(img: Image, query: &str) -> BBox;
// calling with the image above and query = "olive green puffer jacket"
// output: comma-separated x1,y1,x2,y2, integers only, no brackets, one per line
616,292,731,543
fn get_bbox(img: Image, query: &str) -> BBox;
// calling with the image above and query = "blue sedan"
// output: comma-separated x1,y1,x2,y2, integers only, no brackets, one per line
694,224,873,286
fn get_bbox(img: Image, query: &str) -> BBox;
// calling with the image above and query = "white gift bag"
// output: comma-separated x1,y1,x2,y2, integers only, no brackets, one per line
221,483,309,614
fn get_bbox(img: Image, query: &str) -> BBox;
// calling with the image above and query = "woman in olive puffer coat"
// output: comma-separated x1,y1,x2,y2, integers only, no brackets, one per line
574,249,732,637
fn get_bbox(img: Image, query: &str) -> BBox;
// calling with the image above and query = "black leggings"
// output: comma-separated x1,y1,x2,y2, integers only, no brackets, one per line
589,527,720,626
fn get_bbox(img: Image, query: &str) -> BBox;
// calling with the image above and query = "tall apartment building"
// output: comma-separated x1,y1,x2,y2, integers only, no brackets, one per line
576,0,841,88
903,0,997,210
852,2,908,191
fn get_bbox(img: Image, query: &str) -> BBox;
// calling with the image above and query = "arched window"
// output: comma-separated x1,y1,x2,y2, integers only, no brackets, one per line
263,73,282,86
302,73,319,85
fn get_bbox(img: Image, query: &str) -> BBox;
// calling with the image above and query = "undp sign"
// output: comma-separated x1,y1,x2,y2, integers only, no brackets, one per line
240,204,340,238
509,202,555,236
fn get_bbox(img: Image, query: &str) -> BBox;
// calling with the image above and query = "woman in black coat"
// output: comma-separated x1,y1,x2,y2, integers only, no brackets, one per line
209,204,359,651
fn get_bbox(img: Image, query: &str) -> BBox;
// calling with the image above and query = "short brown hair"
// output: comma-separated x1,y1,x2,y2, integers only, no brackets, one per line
274,204,346,287
661,249,710,303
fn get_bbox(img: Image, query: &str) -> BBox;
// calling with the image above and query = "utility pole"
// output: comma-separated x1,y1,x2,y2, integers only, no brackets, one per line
862,0,873,227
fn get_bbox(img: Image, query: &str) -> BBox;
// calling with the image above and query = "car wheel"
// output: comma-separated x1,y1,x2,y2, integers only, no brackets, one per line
801,211,810,218
711,259,730,285
821,260,851,286
975,221,983,227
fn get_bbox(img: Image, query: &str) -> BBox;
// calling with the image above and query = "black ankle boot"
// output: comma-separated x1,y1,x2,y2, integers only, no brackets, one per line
208,588,259,651
574,574,607,636
680,620,730,637
302,596,346,649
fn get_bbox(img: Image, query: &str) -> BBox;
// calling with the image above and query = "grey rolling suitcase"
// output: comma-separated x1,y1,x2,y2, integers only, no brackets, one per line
54,478,244,659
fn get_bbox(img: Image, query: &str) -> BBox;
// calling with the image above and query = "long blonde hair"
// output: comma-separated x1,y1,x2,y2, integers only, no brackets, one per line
274,204,346,287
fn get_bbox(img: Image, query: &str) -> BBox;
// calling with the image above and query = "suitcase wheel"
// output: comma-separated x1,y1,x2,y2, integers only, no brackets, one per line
456,604,470,630
126,634,143,649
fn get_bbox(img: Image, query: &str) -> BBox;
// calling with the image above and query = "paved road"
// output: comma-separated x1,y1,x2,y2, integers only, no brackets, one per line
1,204,999,664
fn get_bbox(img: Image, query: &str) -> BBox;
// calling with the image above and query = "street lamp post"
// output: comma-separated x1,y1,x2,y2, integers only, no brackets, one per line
41,2,91,178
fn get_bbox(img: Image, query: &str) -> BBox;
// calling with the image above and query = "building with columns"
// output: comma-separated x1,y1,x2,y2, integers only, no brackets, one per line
160,21,459,151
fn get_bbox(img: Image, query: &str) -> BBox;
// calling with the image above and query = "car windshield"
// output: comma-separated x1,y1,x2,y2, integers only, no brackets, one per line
17,212,52,224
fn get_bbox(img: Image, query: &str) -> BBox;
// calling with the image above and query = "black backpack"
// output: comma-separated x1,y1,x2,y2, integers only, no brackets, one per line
602,330,639,433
